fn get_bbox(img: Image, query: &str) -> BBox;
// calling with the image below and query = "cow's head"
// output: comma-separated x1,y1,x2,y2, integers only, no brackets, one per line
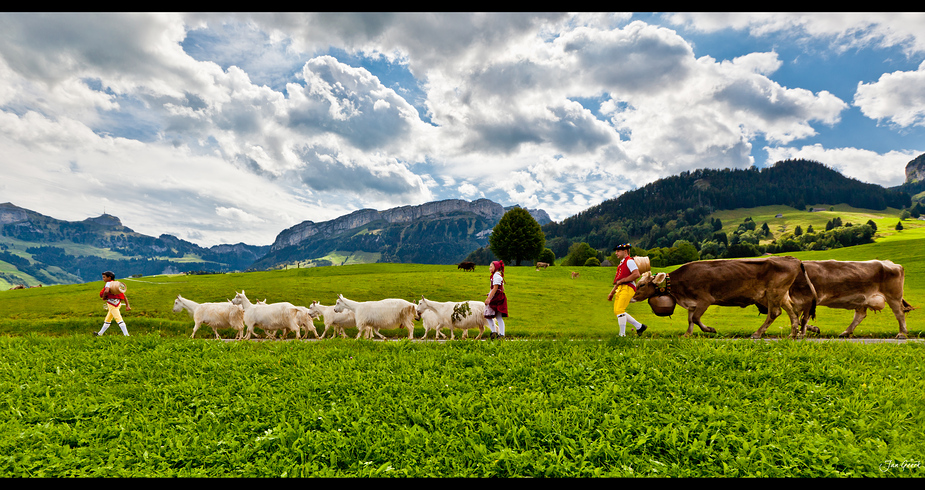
632,272,668,302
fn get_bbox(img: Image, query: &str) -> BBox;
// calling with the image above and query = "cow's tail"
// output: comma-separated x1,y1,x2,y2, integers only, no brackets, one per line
800,262,818,320
902,298,917,313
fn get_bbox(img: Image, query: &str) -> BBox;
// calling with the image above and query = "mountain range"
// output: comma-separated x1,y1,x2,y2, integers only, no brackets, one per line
0,199,550,287
2,154,922,288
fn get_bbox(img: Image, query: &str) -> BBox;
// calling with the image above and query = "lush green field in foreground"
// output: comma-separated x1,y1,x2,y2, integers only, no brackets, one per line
2,222,924,477
2,335,922,477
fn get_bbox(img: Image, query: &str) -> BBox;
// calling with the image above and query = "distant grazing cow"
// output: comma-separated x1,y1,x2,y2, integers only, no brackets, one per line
570,271,580,279
535,262,549,270
632,256,816,339
787,260,915,339
458,261,476,272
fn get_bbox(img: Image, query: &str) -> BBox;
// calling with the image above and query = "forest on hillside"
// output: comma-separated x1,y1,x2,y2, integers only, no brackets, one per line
542,159,912,265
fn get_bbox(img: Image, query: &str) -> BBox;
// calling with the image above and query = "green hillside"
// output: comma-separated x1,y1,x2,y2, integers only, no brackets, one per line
2,211,922,339
252,213,499,270
543,159,912,259
0,203,268,287
708,203,914,243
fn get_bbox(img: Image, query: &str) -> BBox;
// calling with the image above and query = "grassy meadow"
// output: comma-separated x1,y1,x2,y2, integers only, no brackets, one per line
3,225,922,340
1,205,924,477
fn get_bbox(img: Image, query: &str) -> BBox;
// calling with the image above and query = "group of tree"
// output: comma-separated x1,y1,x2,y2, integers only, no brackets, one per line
542,159,911,258
464,159,917,269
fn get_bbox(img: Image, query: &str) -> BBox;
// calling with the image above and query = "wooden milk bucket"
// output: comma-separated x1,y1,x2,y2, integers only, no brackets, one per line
108,281,127,295
633,256,651,274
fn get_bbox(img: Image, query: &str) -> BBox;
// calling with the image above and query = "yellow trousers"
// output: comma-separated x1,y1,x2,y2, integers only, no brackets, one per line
104,303,124,323
612,285,634,316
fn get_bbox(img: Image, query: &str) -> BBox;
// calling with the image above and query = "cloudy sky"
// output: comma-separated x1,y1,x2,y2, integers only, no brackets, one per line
1,13,924,247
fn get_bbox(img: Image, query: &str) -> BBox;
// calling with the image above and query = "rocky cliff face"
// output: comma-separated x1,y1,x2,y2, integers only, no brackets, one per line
270,198,507,252
0,202,40,225
906,153,925,183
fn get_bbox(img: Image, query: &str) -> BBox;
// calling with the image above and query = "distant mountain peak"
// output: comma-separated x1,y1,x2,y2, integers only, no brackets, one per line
84,213,124,227
906,153,925,183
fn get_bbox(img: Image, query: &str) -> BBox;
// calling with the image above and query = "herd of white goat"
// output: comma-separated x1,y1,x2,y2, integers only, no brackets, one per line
172,290,490,340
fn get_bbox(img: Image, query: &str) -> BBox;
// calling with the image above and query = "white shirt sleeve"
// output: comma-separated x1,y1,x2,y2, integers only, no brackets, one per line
627,259,638,273
492,272,504,286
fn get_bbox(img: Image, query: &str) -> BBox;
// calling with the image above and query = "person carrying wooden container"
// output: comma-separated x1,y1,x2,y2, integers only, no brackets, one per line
95,270,131,336
607,243,647,336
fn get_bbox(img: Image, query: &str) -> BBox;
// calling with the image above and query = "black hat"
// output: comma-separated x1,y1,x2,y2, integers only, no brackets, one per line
614,243,632,251
102,271,115,279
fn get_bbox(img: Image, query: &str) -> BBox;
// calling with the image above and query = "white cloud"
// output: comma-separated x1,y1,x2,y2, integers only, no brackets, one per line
0,12,919,245
854,60,925,128
764,144,919,187
666,12,925,55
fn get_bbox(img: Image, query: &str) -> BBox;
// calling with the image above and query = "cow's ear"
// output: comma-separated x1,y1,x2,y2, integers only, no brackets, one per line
654,272,667,284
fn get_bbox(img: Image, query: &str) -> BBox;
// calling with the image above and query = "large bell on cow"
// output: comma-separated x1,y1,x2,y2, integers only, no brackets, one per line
648,295,676,317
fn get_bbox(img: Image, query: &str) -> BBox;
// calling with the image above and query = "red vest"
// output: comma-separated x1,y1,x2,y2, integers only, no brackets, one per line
613,257,637,291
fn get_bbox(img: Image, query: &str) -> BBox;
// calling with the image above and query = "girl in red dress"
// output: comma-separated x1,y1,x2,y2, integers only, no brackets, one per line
485,260,508,340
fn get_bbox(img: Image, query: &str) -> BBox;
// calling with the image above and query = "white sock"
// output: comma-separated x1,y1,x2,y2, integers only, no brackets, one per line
118,321,129,336
625,314,642,330
496,316,505,336
618,314,627,336
98,322,110,335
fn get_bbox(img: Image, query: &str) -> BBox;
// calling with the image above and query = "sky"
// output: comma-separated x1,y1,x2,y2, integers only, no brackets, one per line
1,12,924,247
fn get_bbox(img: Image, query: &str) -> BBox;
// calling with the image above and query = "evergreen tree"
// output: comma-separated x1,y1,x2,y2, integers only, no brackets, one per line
488,207,545,266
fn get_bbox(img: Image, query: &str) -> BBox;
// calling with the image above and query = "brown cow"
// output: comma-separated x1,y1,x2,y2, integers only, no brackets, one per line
457,262,475,272
788,260,915,339
535,262,549,270
632,256,816,339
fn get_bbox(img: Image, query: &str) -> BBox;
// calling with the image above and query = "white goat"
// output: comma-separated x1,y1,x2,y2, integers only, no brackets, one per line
172,295,247,340
333,294,416,340
265,305,321,340
416,296,488,340
308,301,355,339
231,291,302,340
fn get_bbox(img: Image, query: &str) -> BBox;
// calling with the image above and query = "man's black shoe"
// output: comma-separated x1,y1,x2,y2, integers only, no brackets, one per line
637,324,648,335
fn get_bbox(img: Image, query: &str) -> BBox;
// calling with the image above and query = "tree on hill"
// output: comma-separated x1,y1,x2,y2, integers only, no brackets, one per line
489,207,545,266
463,246,495,266
562,242,599,267
542,159,911,254
537,248,556,265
